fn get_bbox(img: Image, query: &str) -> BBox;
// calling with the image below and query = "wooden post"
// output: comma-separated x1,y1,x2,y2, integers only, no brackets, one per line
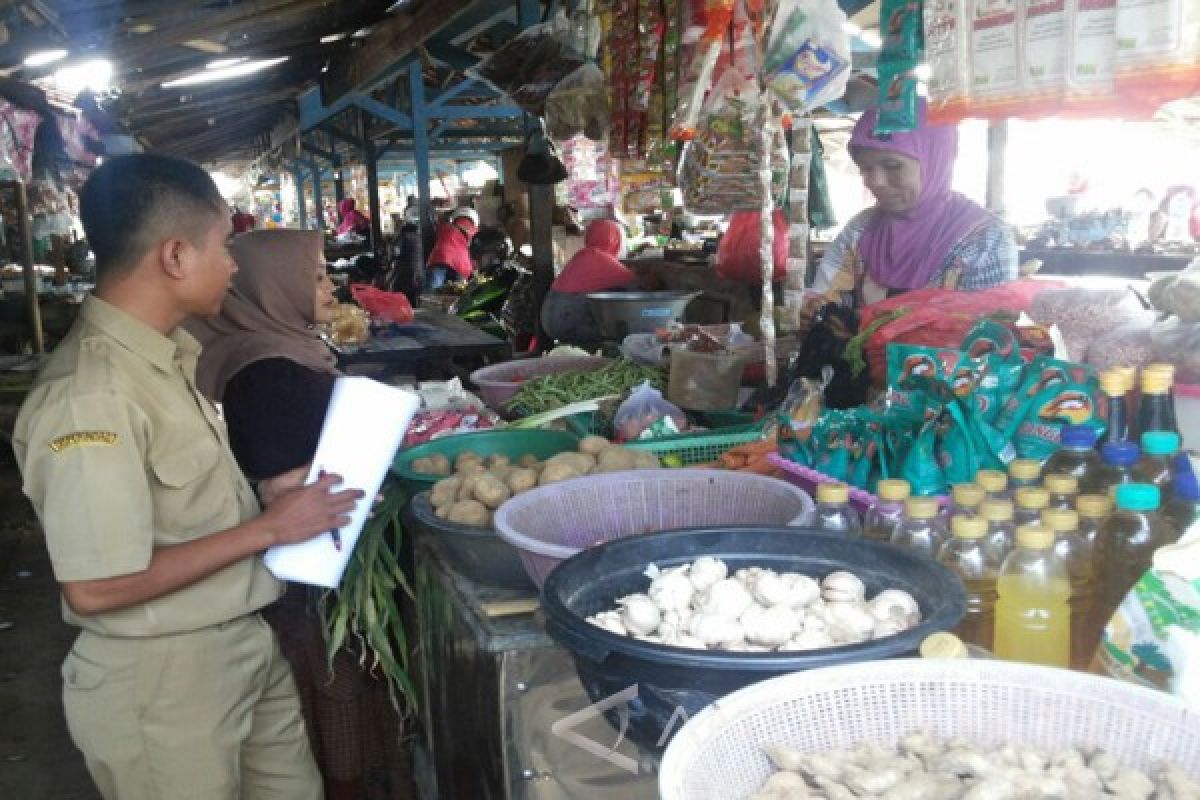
986,120,1008,217
362,109,384,254
309,159,324,230
291,166,308,229
13,182,44,353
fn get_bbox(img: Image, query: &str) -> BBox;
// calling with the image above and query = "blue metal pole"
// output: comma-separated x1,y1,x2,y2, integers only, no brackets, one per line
409,63,433,226
310,159,325,230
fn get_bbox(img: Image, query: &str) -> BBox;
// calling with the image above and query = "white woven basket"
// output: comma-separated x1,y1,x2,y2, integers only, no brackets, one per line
659,659,1200,800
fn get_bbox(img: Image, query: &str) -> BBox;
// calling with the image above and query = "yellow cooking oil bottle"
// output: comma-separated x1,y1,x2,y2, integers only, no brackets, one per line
993,523,1071,668
937,515,997,651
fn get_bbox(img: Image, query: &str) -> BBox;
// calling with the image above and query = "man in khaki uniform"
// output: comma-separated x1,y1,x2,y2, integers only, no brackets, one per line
14,154,360,799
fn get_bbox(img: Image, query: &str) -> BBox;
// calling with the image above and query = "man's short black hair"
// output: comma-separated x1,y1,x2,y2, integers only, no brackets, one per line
80,153,227,281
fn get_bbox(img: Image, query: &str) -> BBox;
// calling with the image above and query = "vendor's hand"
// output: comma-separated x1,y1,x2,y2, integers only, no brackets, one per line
258,471,364,547
257,465,312,507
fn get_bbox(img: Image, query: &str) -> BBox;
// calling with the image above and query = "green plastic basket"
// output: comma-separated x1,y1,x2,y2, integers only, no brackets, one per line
624,423,766,466
392,429,580,493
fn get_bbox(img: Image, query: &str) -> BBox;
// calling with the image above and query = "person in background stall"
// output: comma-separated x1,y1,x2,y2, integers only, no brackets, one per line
336,197,372,237
812,100,1018,305
1149,186,1200,243
189,228,405,800
425,206,479,289
541,218,635,344
231,206,257,234
13,154,359,800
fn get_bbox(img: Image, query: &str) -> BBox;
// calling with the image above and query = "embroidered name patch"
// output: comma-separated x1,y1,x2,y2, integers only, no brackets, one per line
49,431,118,453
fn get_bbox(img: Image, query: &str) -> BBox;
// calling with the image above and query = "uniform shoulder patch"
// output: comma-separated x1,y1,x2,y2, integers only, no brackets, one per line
49,431,119,453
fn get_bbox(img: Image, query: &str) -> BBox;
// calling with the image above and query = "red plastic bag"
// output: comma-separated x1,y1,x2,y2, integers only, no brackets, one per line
350,284,414,324
715,210,788,283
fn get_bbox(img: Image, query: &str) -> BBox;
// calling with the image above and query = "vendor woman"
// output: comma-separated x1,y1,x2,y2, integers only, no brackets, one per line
541,219,634,344
812,101,1017,304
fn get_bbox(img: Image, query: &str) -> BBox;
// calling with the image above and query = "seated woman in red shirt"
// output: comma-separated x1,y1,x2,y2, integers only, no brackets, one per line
426,207,479,289
541,219,635,343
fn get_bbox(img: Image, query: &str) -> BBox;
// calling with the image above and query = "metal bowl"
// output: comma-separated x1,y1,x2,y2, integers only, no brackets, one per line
586,291,700,339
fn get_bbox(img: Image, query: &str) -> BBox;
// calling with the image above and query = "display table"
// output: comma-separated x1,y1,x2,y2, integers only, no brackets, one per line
1021,247,1194,278
332,309,510,378
412,534,658,800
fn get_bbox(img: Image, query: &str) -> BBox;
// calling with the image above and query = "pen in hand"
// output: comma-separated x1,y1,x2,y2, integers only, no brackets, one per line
317,467,343,551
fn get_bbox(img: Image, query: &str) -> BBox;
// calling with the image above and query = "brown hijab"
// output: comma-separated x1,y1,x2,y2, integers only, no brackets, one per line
191,229,338,402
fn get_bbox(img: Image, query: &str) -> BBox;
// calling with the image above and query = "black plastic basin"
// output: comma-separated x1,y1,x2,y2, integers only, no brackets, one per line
541,527,966,750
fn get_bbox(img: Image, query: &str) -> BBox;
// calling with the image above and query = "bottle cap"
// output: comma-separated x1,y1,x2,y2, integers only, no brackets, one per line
1014,487,1050,510
951,483,985,508
1172,455,1200,502
1141,369,1171,395
1114,366,1137,393
1115,483,1161,513
980,499,1015,522
817,482,850,504
1043,473,1079,496
1101,441,1140,467
1076,494,1114,518
1100,371,1128,396
1008,459,1042,482
905,496,940,520
1060,424,1098,449
876,479,912,503
975,469,1007,494
1016,524,1055,549
1041,508,1080,533
920,632,968,659
951,514,987,539
1141,431,1181,456
1146,363,1176,382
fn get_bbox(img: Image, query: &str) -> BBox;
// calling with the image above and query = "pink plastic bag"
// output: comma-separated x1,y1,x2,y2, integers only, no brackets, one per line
716,210,789,283
349,284,414,324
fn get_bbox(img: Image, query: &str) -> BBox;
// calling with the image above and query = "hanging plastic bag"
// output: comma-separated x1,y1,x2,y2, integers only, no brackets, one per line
545,63,611,141
716,210,788,283
923,0,971,123
613,381,689,441
669,0,738,141
349,284,414,324
761,0,851,113
471,12,586,115
1151,318,1200,385
1114,0,1200,111
1086,312,1160,373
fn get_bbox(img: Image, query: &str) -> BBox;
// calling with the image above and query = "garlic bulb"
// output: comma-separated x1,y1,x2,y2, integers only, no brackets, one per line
869,589,920,626
688,556,728,591
648,567,695,612
822,571,866,603
698,578,754,620
826,602,876,644
688,612,745,646
741,604,801,647
618,594,661,636
587,610,627,635
783,629,836,650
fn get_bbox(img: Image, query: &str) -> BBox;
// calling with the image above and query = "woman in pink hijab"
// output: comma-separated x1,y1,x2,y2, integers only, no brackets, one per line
336,197,371,236
541,219,636,343
812,101,1017,306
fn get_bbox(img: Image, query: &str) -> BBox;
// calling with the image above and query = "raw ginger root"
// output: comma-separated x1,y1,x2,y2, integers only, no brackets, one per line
749,733,1198,800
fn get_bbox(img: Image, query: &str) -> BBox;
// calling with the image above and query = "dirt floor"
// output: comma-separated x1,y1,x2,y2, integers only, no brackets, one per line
0,445,99,799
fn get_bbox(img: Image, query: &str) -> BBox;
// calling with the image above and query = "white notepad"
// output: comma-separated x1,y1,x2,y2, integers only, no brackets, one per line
263,376,420,588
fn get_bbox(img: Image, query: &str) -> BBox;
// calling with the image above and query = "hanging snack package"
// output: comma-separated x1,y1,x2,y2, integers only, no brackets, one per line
923,0,971,122
613,381,689,442
938,397,982,487
874,63,920,134
472,12,586,115
1021,0,1071,114
885,343,963,425
776,376,827,463
962,319,1024,422
762,0,851,113
1010,372,1100,461
545,62,611,141
1114,0,1200,111
670,0,736,140
969,0,1021,116
1067,0,1119,110
810,411,853,482
995,355,1078,434
902,415,948,496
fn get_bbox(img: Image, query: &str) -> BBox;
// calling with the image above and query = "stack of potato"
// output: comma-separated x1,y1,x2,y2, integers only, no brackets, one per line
415,436,661,526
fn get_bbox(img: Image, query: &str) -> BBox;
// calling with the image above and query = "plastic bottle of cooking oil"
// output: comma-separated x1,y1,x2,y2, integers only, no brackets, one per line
1041,508,1093,669
1075,493,1113,552
1133,431,1180,498
1087,484,1175,659
890,496,947,559
979,499,1017,567
938,515,997,651
950,483,986,518
1043,473,1079,511
1008,459,1042,492
993,524,1071,668
1014,486,1050,528
975,469,1009,501
1094,441,1139,499
1162,460,1200,538
1043,424,1102,490
814,482,862,538
864,479,910,543
1139,363,1178,435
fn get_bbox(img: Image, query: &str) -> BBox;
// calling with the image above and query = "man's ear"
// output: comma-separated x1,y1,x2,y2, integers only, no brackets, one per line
157,237,189,280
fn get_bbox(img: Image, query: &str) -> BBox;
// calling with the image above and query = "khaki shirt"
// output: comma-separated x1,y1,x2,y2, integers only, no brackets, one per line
14,296,282,637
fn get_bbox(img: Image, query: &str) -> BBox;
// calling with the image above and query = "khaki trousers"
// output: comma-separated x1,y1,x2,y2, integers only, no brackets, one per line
61,613,323,800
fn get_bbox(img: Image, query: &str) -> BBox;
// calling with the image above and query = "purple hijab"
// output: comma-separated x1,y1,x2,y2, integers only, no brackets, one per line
849,102,992,290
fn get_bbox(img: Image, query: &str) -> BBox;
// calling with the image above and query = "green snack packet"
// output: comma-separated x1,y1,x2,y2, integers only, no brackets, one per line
811,412,852,482
880,0,924,65
849,414,884,490
938,399,980,486
886,344,964,425
996,356,1081,434
901,412,947,496
875,63,918,135
963,320,1024,423
1011,377,1102,461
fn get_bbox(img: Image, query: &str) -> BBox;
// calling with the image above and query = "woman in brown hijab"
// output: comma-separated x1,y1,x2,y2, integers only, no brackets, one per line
191,230,408,800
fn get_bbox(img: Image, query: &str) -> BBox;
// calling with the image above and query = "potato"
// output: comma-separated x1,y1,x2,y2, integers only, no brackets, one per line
446,499,490,527
485,454,511,469
518,454,540,468
546,452,594,474
473,474,512,510
507,468,538,494
435,504,450,519
596,446,638,473
539,462,582,486
431,475,463,508
633,451,662,470
428,453,452,475
454,452,484,472
579,435,612,455
459,472,486,500
489,464,514,482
